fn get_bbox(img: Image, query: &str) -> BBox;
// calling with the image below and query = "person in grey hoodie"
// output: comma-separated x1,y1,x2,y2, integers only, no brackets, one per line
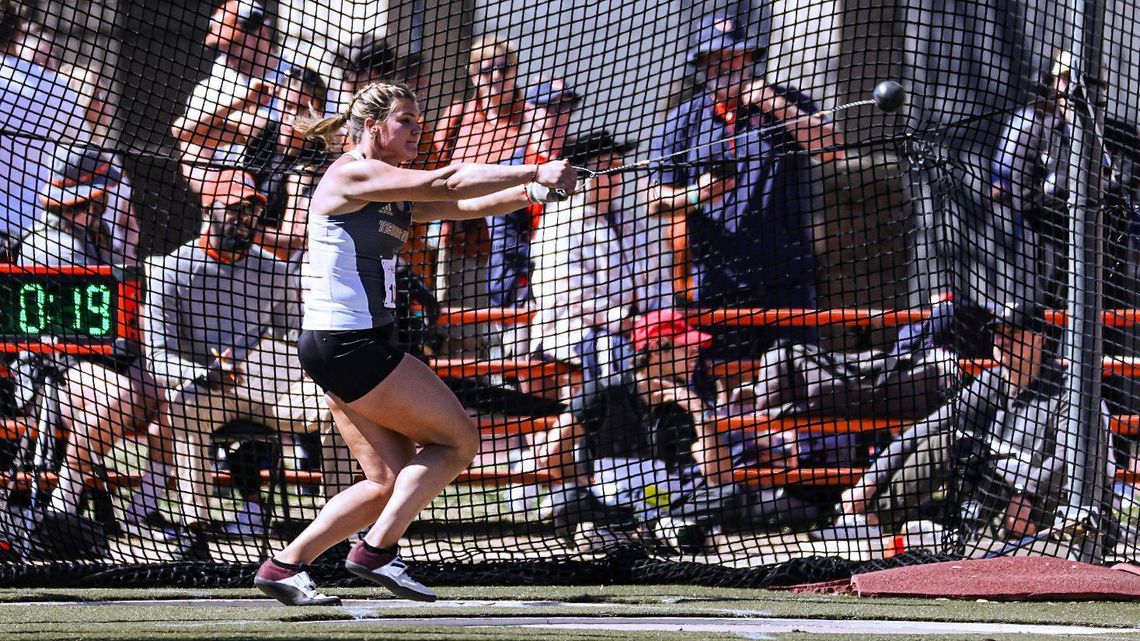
141,170,333,558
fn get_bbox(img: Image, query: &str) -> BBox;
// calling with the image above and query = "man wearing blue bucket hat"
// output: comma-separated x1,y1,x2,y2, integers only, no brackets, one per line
648,12,845,359
22,144,121,266
17,143,161,560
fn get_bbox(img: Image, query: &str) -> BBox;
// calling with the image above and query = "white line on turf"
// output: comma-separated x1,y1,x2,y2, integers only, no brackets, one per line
308,615,1140,636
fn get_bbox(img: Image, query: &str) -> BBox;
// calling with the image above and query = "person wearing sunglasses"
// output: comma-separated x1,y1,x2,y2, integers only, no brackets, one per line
430,34,528,356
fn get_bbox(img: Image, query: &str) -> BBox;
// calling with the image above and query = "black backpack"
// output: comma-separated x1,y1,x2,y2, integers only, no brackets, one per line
744,341,954,419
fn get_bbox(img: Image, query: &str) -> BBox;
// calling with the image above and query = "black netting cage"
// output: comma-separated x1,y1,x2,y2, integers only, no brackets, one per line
0,0,1135,591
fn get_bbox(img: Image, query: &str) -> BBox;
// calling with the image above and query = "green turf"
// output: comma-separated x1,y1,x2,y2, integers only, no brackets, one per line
2,586,1140,640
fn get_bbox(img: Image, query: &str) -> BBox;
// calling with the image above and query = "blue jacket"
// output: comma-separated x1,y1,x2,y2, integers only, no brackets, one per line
650,88,819,306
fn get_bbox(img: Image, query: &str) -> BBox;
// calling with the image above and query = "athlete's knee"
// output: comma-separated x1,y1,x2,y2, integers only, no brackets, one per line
356,477,396,506
451,419,480,465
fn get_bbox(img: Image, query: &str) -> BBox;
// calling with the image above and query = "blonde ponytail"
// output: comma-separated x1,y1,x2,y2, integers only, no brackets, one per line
297,82,417,152
295,111,349,147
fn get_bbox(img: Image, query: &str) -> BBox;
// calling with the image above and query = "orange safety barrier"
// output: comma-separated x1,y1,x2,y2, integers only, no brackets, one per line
718,413,1140,437
0,343,117,356
730,467,1138,488
731,466,866,488
0,416,556,442
1112,415,1140,437
4,412,1137,444
2,465,1132,493
715,415,911,435
435,307,1140,328
437,306,535,326
475,415,559,435
431,357,581,381
0,418,65,441
711,357,1140,380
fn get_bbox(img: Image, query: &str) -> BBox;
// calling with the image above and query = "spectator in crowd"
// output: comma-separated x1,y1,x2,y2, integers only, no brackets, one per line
824,301,1111,543
991,51,1074,309
242,63,330,260
59,63,141,264
648,12,844,357
502,131,640,513
615,177,676,314
341,37,395,99
433,34,525,166
172,0,277,193
529,130,638,372
141,170,331,559
430,34,526,354
0,0,90,257
485,77,580,311
1102,118,1140,481
12,21,62,71
18,145,159,551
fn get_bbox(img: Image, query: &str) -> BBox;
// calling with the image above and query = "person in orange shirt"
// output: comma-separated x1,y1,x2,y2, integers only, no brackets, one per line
430,35,528,354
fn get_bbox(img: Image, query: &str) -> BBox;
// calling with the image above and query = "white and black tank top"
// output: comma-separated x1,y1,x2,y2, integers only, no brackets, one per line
302,149,413,330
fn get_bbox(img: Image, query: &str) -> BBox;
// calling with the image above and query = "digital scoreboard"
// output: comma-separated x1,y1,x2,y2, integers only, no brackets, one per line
0,265,141,354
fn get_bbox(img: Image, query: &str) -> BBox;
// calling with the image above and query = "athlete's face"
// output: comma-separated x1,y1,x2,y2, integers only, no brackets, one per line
370,98,423,164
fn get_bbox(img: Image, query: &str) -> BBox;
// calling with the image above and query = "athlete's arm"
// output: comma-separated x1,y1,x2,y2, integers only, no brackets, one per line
413,186,532,221
335,157,575,205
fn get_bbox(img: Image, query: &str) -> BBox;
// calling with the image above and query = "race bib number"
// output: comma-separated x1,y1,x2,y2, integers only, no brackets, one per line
382,257,397,308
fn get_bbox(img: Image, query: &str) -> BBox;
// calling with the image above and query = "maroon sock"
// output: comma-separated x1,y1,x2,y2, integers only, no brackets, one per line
257,557,303,582
347,540,397,569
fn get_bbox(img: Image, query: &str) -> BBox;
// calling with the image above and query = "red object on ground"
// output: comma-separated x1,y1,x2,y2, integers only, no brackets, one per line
789,557,1140,601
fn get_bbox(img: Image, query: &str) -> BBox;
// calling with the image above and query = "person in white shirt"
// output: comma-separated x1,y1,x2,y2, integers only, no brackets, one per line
171,0,277,193
529,130,639,374
0,1,90,249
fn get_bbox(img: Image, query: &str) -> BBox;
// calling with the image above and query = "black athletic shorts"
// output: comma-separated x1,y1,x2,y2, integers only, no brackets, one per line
298,324,405,402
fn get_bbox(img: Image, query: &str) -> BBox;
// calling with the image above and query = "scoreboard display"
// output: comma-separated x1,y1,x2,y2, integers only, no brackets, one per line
0,265,140,353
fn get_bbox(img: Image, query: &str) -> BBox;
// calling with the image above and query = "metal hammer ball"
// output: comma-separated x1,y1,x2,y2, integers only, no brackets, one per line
872,80,907,113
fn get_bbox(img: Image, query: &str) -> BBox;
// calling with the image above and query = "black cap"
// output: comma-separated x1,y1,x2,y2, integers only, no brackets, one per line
563,130,638,167
346,37,395,76
987,301,1047,334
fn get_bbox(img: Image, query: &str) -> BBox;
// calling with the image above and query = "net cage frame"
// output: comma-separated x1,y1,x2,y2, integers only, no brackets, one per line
0,0,1136,588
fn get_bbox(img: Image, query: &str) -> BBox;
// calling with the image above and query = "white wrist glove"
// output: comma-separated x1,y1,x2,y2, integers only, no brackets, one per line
526,182,568,203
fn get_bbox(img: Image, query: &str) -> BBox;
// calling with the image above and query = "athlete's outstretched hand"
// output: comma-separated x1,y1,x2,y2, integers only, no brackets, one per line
534,159,577,194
